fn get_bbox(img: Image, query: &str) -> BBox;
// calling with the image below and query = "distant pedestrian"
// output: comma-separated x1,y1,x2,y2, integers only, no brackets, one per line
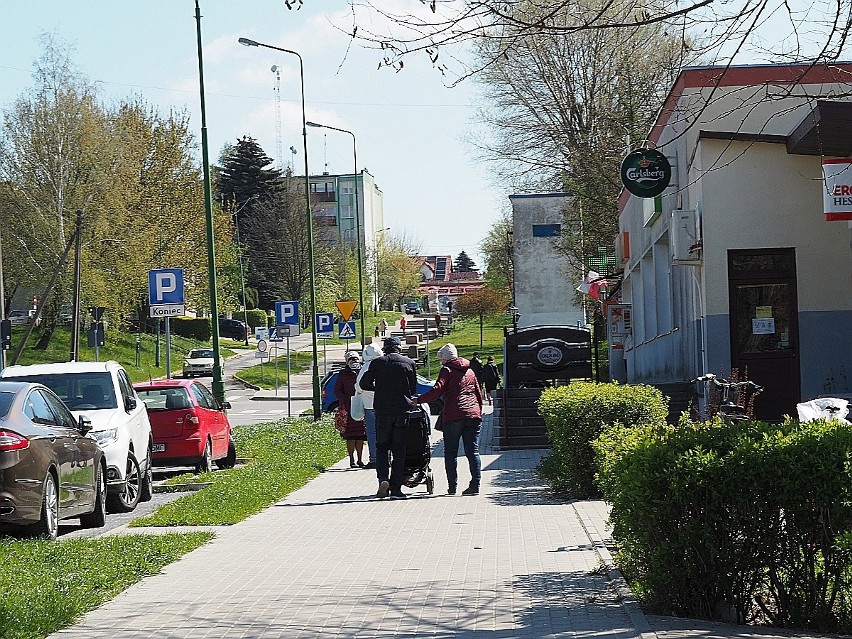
469,352,484,395
434,312,442,330
355,343,383,469
334,351,366,468
374,325,380,338
379,318,388,337
400,316,406,334
416,343,483,496
481,356,501,405
358,336,418,500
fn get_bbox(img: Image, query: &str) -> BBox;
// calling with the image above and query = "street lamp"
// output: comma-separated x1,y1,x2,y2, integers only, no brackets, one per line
374,227,390,314
195,2,226,404
231,195,258,347
239,36,322,420
305,121,367,346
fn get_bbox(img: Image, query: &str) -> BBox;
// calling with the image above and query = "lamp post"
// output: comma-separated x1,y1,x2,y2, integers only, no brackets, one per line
239,36,321,420
374,227,390,314
195,2,227,404
231,195,257,347
305,122,367,346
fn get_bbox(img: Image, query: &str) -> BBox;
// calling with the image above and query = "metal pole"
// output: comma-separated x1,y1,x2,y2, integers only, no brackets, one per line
70,210,83,362
196,1,226,404
286,334,292,418
165,318,172,379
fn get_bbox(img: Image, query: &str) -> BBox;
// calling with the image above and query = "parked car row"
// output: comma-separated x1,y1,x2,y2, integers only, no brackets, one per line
0,360,235,540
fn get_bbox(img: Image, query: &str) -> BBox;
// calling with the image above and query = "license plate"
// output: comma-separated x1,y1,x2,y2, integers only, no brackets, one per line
152,443,165,453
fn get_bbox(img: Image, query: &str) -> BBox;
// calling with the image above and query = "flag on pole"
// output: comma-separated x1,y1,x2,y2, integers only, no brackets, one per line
577,271,606,300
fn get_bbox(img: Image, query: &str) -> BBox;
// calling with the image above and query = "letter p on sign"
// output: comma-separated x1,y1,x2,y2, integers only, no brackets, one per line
148,268,185,305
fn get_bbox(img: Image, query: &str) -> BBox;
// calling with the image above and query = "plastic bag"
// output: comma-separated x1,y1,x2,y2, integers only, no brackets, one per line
796,398,850,424
350,391,365,421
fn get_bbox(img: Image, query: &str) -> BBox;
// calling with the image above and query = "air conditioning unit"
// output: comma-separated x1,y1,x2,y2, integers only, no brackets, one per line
671,210,702,264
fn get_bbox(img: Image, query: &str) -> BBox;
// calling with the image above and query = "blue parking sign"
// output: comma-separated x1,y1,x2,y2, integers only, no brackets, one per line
275,300,299,325
148,269,184,305
315,312,334,335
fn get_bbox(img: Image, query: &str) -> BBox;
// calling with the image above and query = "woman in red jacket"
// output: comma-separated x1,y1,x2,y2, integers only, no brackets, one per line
416,343,483,495
334,351,367,468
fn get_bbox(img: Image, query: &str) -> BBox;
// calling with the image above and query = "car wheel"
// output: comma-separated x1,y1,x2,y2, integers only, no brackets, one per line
216,436,237,470
29,473,59,540
107,452,141,513
80,464,107,529
183,372,190,379
195,439,213,474
139,453,153,503
327,401,339,413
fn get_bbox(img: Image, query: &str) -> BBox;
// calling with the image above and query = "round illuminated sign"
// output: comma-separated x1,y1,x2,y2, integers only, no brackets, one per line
537,346,563,367
620,148,672,198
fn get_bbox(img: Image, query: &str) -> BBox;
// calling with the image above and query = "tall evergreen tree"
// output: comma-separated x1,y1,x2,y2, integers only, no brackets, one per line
214,136,282,228
454,251,477,273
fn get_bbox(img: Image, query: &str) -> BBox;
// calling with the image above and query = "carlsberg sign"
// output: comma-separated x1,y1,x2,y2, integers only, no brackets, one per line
620,148,672,198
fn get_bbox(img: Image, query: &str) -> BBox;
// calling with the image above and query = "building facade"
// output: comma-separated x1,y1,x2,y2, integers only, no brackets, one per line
510,193,585,328
617,63,852,420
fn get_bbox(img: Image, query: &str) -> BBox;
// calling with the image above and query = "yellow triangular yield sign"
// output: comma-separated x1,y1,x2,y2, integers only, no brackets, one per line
335,300,357,322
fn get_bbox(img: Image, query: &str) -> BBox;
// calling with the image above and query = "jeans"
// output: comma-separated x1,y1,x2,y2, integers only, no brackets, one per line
375,413,409,491
442,418,482,490
364,408,377,464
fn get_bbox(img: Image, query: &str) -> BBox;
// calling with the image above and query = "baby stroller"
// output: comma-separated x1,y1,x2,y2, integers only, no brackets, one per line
402,406,434,494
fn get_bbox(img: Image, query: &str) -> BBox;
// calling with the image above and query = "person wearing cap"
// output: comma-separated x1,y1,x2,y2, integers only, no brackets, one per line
481,355,502,405
358,336,418,499
334,351,367,468
355,342,383,469
415,343,483,495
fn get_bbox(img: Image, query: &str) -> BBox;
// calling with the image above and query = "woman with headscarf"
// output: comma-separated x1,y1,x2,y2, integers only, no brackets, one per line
415,343,483,495
355,343,383,469
334,350,367,468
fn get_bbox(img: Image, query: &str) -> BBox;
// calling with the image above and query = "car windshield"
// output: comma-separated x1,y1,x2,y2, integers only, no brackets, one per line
2,372,117,410
136,387,192,411
0,391,12,418
188,349,214,359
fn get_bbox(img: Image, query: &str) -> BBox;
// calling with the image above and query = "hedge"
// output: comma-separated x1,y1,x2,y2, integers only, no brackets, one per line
594,416,852,632
537,382,668,497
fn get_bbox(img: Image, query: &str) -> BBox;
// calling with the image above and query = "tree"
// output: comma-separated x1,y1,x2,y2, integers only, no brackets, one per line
472,3,685,277
453,250,477,273
455,287,511,347
313,1,850,89
479,212,513,296
375,232,422,311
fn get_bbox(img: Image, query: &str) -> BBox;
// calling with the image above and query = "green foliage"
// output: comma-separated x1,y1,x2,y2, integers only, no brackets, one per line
236,351,314,390
0,532,211,639
244,308,268,329
537,382,667,497
169,318,212,342
594,417,852,631
132,418,344,526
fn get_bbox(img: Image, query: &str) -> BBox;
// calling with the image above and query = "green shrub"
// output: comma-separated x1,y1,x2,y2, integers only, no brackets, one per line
170,318,211,341
537,382,667,497
244,309,268,329
594,416,852,632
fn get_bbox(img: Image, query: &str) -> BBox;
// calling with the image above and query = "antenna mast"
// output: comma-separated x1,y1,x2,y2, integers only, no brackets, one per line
271,65,283,170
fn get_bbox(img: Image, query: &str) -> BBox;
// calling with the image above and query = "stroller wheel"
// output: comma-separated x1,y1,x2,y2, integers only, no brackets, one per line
426,470,434,494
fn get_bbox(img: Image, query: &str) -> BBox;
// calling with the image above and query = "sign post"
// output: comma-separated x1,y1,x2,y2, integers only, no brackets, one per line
149,269,185,378
315,312,334,375
276,301,300,410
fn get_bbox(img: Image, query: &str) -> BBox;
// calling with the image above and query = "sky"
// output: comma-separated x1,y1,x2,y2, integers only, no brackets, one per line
0,1,505,266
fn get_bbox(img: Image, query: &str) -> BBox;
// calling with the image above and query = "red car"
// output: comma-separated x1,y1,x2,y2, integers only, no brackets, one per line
133,380,236,473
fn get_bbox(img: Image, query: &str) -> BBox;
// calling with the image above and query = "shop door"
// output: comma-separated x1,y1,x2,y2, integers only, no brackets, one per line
728,249,800,421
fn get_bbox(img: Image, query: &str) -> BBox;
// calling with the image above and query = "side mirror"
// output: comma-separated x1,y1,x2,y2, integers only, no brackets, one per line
78,415,93,434
125,396,137,412
220,401,231,410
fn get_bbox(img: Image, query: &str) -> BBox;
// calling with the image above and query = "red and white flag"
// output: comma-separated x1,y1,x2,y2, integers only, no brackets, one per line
577,271,606,300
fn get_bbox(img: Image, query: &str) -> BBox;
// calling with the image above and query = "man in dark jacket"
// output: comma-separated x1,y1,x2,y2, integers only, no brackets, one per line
358,336,418,499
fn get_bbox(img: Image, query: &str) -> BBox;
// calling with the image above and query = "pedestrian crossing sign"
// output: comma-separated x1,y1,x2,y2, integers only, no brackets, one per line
338,321,356,340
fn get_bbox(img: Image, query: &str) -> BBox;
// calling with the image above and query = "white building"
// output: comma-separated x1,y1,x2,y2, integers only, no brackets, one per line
617,63,852,420
510,193,585,328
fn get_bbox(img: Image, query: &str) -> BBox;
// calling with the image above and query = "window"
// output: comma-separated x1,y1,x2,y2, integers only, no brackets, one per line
191,383,214,409
25,390,55,423
341,204,354,219
41,390,76,429
341,183,355,195
532,223,561,237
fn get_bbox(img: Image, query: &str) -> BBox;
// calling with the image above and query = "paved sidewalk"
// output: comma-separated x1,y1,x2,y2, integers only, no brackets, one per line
49,411,831,638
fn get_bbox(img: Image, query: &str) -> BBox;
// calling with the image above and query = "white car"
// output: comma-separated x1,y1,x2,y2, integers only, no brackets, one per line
182,348,214,378
0,360,153,513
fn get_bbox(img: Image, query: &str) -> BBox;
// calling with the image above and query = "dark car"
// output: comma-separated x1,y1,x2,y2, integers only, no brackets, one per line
321,369,441,415
0,380,106,539
218,318,249,340
404,302,420,315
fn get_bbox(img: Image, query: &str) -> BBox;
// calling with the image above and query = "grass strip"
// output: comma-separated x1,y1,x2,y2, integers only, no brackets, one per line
132,417,345,526
0,532,212,639
235,350,314,389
